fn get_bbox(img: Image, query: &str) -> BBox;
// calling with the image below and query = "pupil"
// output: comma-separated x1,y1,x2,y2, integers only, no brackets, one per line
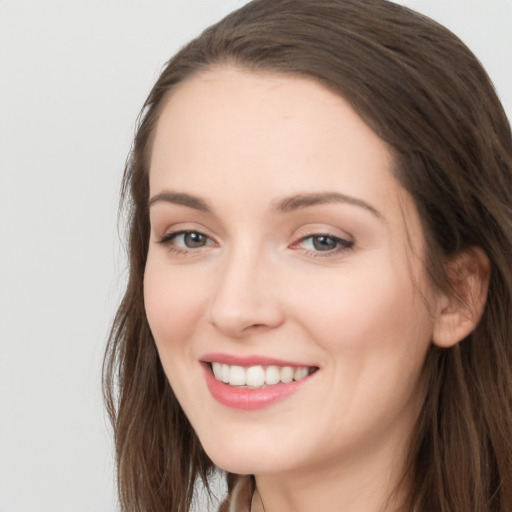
185,232,205,248
312,235,337,251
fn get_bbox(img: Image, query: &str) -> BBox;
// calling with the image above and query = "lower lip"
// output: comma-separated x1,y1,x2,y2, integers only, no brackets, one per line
203,365,313,410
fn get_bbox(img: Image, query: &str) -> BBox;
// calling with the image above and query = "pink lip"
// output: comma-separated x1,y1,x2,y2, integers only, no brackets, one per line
201,352,308,367
201,359,317,411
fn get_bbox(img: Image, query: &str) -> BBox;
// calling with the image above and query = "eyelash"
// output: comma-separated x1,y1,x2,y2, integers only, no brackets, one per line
157,231,215,254
157,230,354,257
292,233,354,258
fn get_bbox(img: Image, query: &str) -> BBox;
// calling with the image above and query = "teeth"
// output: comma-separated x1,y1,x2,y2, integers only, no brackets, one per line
210,362,313,387
246,365,265,386
229,365,246,386
281,366,294,383
265,365,281,385
221,364,230,383
212,363,223,380
294,367,309,380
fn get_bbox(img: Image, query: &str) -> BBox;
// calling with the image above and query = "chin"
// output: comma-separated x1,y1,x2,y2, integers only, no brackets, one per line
199,434,295,476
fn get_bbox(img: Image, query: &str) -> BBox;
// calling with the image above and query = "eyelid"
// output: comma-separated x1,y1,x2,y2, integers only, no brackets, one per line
154,223,354,258
154,221,215,242
291,224,353,244
156,227,217,254
289,225,355,258
292,233,353,251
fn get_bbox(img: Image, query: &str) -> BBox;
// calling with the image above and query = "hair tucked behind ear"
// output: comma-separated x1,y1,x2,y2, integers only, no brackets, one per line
103,1,512,510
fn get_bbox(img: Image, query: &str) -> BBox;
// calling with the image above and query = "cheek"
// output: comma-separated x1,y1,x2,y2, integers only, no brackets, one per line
289,257,434,369
143,255,207,356
294,267,434,438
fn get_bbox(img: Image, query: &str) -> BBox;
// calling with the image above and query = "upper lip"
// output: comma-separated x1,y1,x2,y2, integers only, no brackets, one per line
200,352,317,368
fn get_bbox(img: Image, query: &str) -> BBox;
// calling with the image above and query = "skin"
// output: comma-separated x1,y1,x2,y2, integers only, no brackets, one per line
144,68,451,512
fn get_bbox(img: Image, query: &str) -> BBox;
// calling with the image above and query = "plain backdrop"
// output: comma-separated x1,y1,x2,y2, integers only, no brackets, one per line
0,1,511,511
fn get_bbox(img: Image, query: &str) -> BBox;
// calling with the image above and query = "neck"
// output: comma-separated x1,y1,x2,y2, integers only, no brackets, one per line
250,436,409,512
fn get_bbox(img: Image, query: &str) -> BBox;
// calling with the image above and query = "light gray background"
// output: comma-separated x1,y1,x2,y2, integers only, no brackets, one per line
0,1,511,511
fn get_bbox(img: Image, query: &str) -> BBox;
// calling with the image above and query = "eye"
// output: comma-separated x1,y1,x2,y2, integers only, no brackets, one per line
294,234,354,255
158,230,214,251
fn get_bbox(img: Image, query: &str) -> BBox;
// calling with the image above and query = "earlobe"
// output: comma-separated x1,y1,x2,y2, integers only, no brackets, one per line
432,247,491,348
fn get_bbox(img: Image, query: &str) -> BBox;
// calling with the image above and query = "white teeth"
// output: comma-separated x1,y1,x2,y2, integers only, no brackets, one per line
210,363,313,387
221,364,230,383
212,362,223,380
246,365,265,387
280,366,294,383
265,365,281,385
229,365,246,386
294,367,309,381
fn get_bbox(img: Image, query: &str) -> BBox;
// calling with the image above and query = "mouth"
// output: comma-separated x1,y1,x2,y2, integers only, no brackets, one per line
201,357,319,410
208,362,318,388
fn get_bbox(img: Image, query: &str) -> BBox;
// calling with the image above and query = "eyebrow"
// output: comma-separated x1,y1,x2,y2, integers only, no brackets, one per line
148,190,383,219
274,191,383,219
148,191,211,212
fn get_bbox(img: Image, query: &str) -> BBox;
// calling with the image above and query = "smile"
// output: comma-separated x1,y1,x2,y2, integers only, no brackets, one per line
211,362,314,388
202,359,318,410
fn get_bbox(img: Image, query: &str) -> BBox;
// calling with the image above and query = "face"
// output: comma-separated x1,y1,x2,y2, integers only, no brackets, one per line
144,68,440,479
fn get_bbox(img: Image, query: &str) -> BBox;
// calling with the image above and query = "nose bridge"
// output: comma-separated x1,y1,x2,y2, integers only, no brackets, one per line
207,237,282,336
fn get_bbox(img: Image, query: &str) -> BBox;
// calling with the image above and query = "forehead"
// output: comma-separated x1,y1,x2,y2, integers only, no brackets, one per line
150,68,392,191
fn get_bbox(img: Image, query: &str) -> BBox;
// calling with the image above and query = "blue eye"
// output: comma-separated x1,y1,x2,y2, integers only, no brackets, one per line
299,234,353,254
311,235,339,251
158,230,213,250
180,232,208,248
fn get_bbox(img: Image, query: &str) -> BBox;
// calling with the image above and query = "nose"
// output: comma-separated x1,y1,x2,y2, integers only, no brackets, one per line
207,246,285,338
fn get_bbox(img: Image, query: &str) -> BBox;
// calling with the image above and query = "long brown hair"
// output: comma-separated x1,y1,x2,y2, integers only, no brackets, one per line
103,1,512,510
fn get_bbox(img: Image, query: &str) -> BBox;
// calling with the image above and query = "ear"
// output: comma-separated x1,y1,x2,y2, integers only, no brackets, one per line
432,247,491,348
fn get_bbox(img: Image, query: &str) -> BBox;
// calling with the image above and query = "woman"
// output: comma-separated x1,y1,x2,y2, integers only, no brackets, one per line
103,1,512,511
